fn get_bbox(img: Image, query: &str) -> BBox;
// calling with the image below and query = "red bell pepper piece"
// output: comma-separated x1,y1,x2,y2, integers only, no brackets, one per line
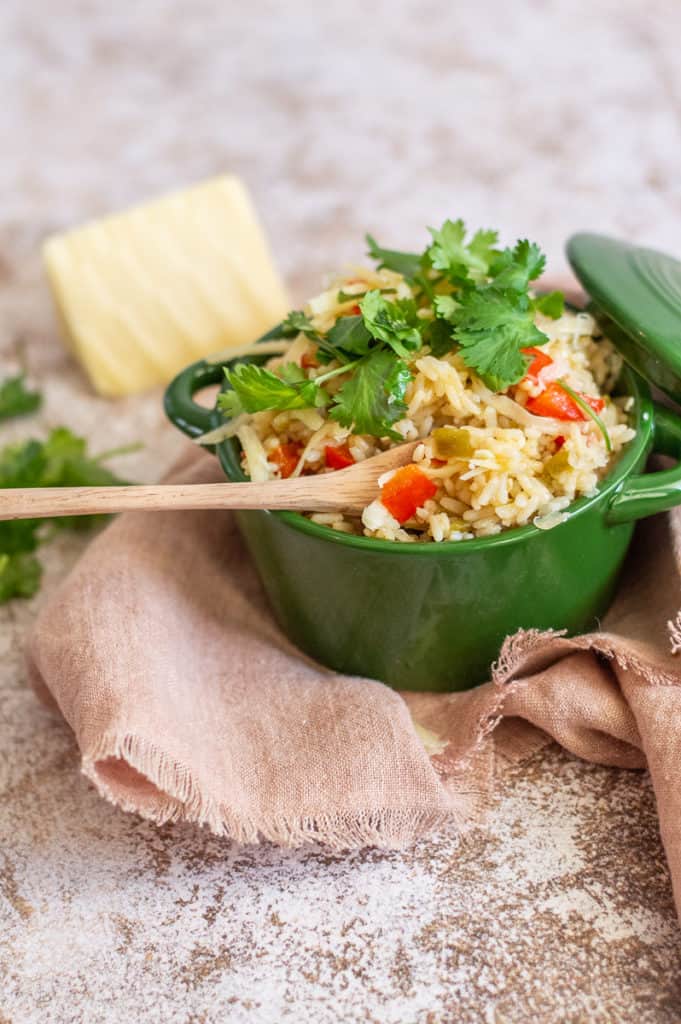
380,465,438,524
521,346,553,379
301,348,319,369
269,443,303,479
526,383,604,421
325,443,355,470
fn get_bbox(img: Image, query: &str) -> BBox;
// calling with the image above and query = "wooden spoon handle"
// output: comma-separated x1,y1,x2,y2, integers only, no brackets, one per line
0,476,360,521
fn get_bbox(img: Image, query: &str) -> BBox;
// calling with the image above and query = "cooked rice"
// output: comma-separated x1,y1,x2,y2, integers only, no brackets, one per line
231,266,635,543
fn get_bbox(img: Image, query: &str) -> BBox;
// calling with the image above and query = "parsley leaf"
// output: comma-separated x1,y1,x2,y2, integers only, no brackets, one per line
359,290,423,357
366,235,423,280
219,363,329,417
452,290,547,390
330,349,411,439
427,220,499,284
0,374,42,421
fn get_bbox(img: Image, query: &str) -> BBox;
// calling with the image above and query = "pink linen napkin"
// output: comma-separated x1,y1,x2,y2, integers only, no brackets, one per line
27,443,681,918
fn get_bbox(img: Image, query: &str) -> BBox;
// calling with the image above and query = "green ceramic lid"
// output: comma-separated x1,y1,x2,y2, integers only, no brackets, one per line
567,233,681,404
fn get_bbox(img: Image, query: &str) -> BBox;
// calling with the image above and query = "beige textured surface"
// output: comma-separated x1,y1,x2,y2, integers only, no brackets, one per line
2,1,681,1020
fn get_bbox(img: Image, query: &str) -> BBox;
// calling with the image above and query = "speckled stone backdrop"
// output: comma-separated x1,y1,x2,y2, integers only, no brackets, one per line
2,2,681,1021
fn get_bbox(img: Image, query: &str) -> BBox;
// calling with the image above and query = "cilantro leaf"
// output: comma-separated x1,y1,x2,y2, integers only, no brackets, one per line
337,287,396,303
427,220,499,284
532,290,565,319
0,552,42,602
326,315,372,356
512,240,546,280
217,389,244,418
0,438,45,489
453,290,547,390
37,427,131,530
0,428,134,602
366,234,422,280
278,362,307,384
422,316,454,357
433,294,460,321
282,310,319,340
40,428,130,488
0,439,46,555
219,363,324,416
469,229,501,269
359,290,423,357
281,308,348,365
330,349,411,439
489,239,546,293
0,374,42,421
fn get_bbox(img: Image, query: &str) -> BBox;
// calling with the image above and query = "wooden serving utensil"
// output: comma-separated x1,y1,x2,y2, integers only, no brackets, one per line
0,441,419,522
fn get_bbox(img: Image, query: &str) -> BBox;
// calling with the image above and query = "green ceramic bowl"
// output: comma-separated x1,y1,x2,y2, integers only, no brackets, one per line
165,346,681,692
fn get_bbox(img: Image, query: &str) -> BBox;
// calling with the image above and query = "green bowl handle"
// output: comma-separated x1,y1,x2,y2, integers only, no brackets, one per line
163,360,225,440
608,403,681,524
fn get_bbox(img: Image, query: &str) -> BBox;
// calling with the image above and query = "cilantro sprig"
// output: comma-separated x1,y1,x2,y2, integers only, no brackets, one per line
221,289,419,437
363,227,564,390
218,219,567,437
0,373,42,421
437,287,549,391
218,362,336,417
358,291,422,357
0,423,136,602
365,235,422,281
427,220,499,285
329,349,411,439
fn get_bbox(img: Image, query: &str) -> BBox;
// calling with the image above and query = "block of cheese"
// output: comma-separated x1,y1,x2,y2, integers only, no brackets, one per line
42,176,291,396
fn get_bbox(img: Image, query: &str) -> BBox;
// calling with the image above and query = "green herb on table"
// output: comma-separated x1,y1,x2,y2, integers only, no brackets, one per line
0,426,135,603
0,373,42,421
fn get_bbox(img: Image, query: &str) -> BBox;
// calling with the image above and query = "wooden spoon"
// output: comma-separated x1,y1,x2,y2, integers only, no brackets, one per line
0,441,419,522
